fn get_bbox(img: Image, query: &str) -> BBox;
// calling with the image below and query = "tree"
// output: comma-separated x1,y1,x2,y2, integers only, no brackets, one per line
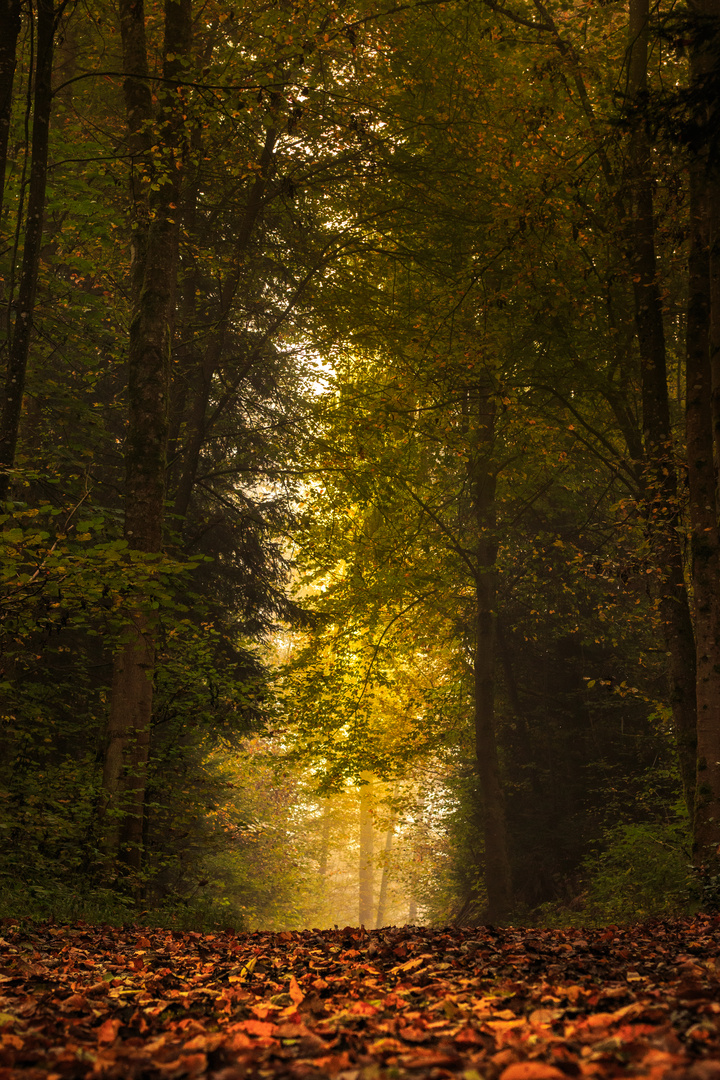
624,0,697,817
0,0,58,500
359,774,375,927
100,0,192,873
684,0,720,877
285,0,696,922
0,0,22,220
0,0,707,926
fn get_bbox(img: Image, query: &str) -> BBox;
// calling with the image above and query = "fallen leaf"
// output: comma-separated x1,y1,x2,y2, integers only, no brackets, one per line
289,975,304,1005
238,1018,277,1037
500,1063,566,1080
97,1017,122,1044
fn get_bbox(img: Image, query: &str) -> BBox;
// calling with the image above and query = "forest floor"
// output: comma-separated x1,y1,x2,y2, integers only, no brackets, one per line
0,916,719,1080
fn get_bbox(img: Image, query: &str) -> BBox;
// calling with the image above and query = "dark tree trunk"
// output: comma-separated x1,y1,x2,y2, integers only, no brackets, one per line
0,0,22,223
686,161,720,863
101,0,192,874
470,384,512,922
686,0,720,869
626,0,698,818
0,0,54,501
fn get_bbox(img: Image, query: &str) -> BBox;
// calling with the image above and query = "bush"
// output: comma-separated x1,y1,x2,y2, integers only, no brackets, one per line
534,808,693,926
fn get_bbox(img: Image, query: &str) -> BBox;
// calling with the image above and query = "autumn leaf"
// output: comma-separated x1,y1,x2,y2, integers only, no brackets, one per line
0,918,719,1080
97,1017,122,1044
289,974,304,1005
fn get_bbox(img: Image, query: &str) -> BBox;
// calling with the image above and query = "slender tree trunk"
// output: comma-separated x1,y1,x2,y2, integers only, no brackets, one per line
171,317,229,523
375,808,396,928
626,0,698,817
318,799,331,879
359,775,374,928
686,0,720,870
704,7,720,861
470,383,512,922
0,0,22,224
101,0,192,873
0,0,54,501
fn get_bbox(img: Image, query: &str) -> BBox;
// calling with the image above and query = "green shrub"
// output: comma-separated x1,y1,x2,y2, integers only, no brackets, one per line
534,807,693,926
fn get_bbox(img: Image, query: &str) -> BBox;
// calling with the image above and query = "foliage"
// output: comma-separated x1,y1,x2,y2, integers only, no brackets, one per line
533,802,693,927
0,0,710,926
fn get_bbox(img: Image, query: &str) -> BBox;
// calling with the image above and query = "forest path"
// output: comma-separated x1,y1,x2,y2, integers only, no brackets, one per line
0,916,717,1079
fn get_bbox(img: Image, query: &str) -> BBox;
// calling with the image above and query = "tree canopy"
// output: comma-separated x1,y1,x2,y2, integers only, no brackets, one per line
0,0,718,929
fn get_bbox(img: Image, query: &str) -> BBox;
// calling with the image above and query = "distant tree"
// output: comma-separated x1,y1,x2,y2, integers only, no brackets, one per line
0,0,58,500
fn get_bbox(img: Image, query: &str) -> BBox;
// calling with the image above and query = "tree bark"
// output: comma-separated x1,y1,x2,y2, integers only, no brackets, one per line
375,808,396,928
359,775,374,927
686,0,720,870
0,0,54,501
0,0,22,224
686,163,720,864
101,0,192,874
318,799,331,879
626,0,698,818
470,383,513,922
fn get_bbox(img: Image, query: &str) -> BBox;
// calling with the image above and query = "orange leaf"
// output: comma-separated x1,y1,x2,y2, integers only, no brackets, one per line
97,1017,121,1044
289,975,304,1005
402,1052,459,1068
239,1019,276,1037
401,1025,429,1043
61,994,88,1012
500,1064,566,1080
350,1001,379,1016
177,1052,206,1076
276,1021,312,1038
225,1031,253,1050
454,1026,483,1045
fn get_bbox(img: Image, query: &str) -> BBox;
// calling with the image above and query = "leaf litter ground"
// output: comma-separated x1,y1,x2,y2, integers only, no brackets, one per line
1,916,719,1080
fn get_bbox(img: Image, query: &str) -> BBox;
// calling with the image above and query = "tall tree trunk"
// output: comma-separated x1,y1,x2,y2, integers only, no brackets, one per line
626,0,698,818
0,0,54,501
101,0,192,874
0,0,22,224
318,799,331,879
470,383,512,922
375,808,396,928
686,0,720,871
359,775,374,928
686,163,719,865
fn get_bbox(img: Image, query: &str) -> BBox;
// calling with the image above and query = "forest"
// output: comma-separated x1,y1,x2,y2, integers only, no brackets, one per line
0,0,719,935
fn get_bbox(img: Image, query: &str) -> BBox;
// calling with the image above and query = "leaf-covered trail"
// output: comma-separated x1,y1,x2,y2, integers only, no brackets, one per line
1,916,719,1079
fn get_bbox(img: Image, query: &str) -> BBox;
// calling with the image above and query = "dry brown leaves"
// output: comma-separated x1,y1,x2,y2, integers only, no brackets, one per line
0,916,719,1080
